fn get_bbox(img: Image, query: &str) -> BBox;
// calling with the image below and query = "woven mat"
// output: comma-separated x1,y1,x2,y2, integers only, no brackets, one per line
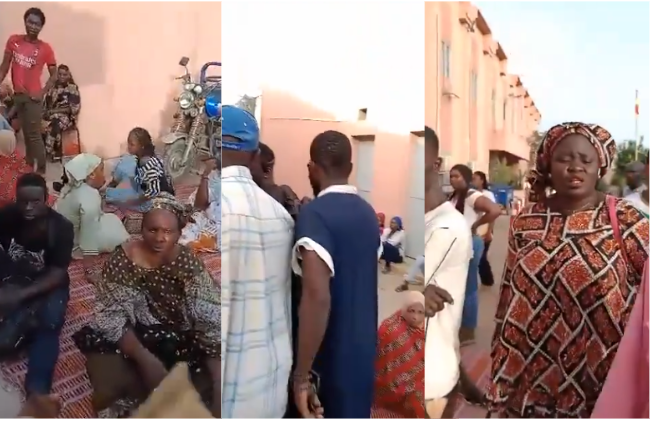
0,184,220,418
453,345,490,419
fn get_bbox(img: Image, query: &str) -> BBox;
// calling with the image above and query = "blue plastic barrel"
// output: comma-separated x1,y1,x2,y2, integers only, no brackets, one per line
490,185,514,209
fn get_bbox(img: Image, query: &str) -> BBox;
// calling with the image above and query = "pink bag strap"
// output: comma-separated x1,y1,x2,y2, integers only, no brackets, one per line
606,195,629,265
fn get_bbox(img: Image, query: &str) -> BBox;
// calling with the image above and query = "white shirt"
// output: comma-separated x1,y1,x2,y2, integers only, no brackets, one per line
221,165,295,418
381,227,406,257
292,185,382,276
424,202,473,400
482,189,496,204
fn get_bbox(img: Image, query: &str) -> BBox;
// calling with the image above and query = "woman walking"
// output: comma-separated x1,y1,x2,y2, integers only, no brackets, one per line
448,165,500,344
485,122,649,418
471,171,496,287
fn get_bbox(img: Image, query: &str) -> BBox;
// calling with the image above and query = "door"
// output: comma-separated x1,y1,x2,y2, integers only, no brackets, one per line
406,136,425,258
354,138,375,203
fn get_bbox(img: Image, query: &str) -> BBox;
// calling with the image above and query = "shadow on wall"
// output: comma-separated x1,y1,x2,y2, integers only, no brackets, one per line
260,88,420,220
0,1,106,87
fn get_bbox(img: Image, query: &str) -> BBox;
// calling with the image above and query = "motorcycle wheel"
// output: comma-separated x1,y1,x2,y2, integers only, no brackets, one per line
164,138,195,180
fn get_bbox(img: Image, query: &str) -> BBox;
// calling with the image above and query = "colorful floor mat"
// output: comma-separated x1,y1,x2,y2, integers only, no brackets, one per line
0,184,220,418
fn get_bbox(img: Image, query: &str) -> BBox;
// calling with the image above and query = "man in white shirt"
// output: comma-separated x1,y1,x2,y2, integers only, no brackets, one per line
220,105,295,418
423,126,473,418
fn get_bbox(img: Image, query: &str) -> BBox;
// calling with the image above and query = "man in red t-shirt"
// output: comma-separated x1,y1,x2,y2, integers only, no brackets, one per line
0,7,57,175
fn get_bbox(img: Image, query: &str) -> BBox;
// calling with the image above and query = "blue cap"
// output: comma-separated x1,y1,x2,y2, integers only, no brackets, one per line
221,105,260,152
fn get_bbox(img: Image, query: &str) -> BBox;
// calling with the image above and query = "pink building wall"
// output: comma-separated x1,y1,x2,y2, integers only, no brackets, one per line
223,2,424,223
0,1,221,159
425,1,541,173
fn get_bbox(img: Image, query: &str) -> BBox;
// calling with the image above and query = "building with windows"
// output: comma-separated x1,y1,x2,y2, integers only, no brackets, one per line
425,1,542,178
224,2,426,258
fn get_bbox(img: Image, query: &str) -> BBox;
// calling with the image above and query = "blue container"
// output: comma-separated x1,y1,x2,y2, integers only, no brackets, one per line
490,185,514,209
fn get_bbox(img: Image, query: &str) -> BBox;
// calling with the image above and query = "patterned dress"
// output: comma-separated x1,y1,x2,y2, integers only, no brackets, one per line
486,198,649,418
0,150,31,207
43,82,81,160
372,312,425,418
73,244,220,416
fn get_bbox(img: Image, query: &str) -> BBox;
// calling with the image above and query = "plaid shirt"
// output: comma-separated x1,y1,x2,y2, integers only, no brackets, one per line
221,166,294,418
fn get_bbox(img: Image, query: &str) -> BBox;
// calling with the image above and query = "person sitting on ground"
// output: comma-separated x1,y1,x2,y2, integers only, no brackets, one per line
0,129,31,207
448,164,500,345
104,127,175,233
105,127,174,212
42,64,81,162
180,156,221,252
372,291,425,418
72,192,220,418
0,173,73,413
376,212,385,234
53,153,129,282
380,216,405,273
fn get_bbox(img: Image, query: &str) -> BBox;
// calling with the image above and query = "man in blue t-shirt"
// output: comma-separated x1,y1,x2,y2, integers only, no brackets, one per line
291,130,380,419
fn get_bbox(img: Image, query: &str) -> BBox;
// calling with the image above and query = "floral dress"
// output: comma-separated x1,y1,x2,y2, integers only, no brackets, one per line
486,198,649,418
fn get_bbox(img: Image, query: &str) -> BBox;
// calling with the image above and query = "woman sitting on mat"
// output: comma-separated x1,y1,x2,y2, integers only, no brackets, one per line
105,128,174,211
53,153,129,282
72,193,220,418
380,216,405,273
372,291,425,418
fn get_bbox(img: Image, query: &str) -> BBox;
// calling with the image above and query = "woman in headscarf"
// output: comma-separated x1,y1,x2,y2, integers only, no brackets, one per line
72,193,220,417
53,153,129,280
448,164,500,345
0,129,31,207
372,291,425,418
485,122,649,418
380,216,405,273
180,157,220,252
42,65,81,162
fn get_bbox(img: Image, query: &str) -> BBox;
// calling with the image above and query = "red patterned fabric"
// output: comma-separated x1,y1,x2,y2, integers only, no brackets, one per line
372,311,425,418
0,150,32,207
486,198,649,418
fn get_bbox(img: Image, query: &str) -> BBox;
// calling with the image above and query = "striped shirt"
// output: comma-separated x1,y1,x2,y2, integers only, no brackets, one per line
135,155,174,197
221,165,294,418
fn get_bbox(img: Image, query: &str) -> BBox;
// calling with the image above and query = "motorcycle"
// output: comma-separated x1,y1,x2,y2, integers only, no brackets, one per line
162,57,221,179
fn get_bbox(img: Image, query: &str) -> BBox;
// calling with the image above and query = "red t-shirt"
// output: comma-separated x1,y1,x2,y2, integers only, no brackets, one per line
4,34,56,97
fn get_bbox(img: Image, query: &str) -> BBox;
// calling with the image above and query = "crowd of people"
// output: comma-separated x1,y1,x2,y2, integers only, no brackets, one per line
0,7,221,419
424,122,649,418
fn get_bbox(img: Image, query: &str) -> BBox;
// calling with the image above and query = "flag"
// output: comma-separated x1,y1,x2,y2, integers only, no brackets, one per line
635,90,639,116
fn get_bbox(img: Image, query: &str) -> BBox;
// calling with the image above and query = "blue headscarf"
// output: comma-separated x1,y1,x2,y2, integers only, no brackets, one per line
391,216,403,230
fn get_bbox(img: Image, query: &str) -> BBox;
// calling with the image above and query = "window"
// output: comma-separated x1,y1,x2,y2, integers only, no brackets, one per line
491,90,496,124
441,41,451,78
470,71,478,102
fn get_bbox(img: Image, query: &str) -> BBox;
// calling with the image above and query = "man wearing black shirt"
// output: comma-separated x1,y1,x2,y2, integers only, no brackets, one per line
0,173,73,409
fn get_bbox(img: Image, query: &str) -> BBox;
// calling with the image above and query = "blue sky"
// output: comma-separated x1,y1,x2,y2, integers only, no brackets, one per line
476,1,649,144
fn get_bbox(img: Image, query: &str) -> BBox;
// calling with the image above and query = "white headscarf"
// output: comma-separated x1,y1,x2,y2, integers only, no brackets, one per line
61,153,103,197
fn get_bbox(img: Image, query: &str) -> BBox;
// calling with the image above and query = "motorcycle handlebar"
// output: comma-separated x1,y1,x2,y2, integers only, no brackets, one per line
200,62,222,84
